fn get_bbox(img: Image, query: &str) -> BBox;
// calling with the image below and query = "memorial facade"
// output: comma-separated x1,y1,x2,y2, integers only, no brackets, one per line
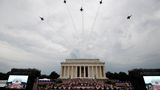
60,59,106,79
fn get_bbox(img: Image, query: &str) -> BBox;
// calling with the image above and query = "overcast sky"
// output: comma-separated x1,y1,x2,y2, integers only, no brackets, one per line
0,0,160,74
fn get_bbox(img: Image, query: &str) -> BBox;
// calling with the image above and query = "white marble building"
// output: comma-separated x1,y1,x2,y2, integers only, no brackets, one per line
60,59,106,79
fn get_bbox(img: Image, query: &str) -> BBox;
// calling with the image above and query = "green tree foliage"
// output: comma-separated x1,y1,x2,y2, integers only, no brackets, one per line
118,72,129,81
106,71,129,81
0,72,8,80
49,71,60,80
105,72,114,79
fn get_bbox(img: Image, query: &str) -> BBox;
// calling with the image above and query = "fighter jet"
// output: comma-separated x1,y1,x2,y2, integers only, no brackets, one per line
64,0,66,4
80,7,83,12
100,0,102,4
127,15,132,19
40,17,44,21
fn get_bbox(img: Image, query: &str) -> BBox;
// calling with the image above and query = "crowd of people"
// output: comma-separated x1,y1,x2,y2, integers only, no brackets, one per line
32,80,54,90
34,78,132,90
55,79,112,90
37,83,54,90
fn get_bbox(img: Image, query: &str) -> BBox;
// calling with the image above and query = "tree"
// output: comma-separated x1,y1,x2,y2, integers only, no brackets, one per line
0,72,8,80
118,72,129,81
113,72,119,80
106,71,129,81
49,71,60,79
106,72,114,79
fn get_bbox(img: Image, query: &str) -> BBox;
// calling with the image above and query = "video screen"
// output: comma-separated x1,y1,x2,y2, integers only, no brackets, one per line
143,76,160,90
6,75,28,89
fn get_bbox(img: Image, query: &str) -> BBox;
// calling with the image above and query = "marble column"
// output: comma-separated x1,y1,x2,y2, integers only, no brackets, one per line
65,66,67,78
67,66,69,78
96,66,98,78
61,66,62,77
73,66,74,78
71,66,73,78
99,66,102,78
61,66,64,77
92,66,94,78
75,66,77,78
101,66,103,78
88,66,90,78
103,66,105,78
63,66,66,77
69,66,71,78
90,66,92,78
84,66,86,78
97,66,99,78
99,66,101,78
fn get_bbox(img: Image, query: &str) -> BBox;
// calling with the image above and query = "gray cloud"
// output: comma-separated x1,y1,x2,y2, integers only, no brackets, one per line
0,0,160,74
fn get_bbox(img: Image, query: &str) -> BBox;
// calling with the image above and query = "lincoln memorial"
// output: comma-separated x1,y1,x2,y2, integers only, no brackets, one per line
60,59,106,79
